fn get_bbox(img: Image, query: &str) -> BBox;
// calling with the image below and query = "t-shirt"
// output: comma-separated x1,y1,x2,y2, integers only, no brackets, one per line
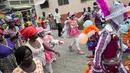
54,13,61,24
12,59,44,73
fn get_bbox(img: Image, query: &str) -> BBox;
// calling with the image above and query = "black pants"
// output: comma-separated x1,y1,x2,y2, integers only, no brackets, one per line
56,23,62,37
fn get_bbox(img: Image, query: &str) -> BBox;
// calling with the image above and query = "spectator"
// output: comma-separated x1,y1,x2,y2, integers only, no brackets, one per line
83,7,92,21
92,2,98,14
0,29,17,73
13,46,44,73
47,13,54,30
54,8,62,37
93,6,103,30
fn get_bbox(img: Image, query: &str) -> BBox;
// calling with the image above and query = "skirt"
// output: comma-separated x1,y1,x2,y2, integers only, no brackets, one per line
0,54,17,73
69,27,80,36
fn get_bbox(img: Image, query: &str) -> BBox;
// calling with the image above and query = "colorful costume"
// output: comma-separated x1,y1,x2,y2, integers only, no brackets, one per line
64,12,85,55
123,20,130,47
42,35,63,63
67,19,80,36
37,27,63,73
92,0,130,73
93,24,127,73
123,26,130,48
3,26,24,48
82,24,99,51
0,29,17,73
125,60,130,73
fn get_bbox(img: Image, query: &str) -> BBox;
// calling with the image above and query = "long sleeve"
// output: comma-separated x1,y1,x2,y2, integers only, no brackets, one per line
78,15,85,23
63,20,69,31
93,31,111,72
122,43,128,52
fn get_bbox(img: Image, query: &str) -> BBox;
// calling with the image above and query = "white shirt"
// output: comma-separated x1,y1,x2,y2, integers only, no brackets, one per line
54,13,61,23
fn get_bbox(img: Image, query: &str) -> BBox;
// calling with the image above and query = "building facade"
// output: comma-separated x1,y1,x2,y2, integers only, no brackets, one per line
0,0,34,18
35,0,129,18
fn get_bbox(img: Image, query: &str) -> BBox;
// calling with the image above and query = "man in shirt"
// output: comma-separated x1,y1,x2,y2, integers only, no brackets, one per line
54,8,62,37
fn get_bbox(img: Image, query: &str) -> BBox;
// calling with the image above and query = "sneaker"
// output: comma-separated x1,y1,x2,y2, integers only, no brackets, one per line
77,50,85,55
69,45,74,52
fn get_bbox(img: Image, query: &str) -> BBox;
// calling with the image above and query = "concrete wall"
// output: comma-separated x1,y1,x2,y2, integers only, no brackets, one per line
35,0,129,17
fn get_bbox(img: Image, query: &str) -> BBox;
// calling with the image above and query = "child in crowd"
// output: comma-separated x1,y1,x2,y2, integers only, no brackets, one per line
37,27,64,73
62,12,86,55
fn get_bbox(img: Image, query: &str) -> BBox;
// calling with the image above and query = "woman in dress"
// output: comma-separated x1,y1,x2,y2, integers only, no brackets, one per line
20,26,60,72
0,29,17,73
3,20,24,48
13,46,44,73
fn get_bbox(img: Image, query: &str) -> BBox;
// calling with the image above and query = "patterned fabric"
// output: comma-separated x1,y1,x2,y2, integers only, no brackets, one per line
3,27,23,48
93,25,128,73
68,20,80,36
26,38,46,66
86,36,99,51
12,59,44,73
0,54,17,73
3,27,19,39
42,35,54,63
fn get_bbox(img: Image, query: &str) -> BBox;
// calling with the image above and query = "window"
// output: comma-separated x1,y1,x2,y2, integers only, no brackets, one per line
58,0,69,6
21,1,29,4
0,0,7,3
30,0,34,4
9,1,20,5
40,0,49,9
81,0,89,3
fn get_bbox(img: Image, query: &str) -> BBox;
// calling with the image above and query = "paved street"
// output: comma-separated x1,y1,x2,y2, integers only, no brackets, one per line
50,30,130,73
51,30,92,73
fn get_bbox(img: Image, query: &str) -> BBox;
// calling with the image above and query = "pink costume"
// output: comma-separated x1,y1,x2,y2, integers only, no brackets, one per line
67,18,80,36
42,35,63,63
42,35,54,63
65,12,85,54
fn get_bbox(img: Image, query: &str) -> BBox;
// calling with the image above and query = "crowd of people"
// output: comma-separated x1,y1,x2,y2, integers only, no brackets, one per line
0,0,130,73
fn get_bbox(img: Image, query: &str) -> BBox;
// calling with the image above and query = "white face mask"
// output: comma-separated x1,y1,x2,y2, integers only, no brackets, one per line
105,24,114,32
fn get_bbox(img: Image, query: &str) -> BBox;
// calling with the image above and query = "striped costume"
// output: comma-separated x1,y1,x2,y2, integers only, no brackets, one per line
93,24,127,73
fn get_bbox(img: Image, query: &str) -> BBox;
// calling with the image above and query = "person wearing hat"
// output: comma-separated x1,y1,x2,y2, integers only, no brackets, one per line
20,26,60,71
92,0,130,73
64,12,86,55
3,20,24,48
13,46,44,73
37,27,64,73
0,29,17,73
